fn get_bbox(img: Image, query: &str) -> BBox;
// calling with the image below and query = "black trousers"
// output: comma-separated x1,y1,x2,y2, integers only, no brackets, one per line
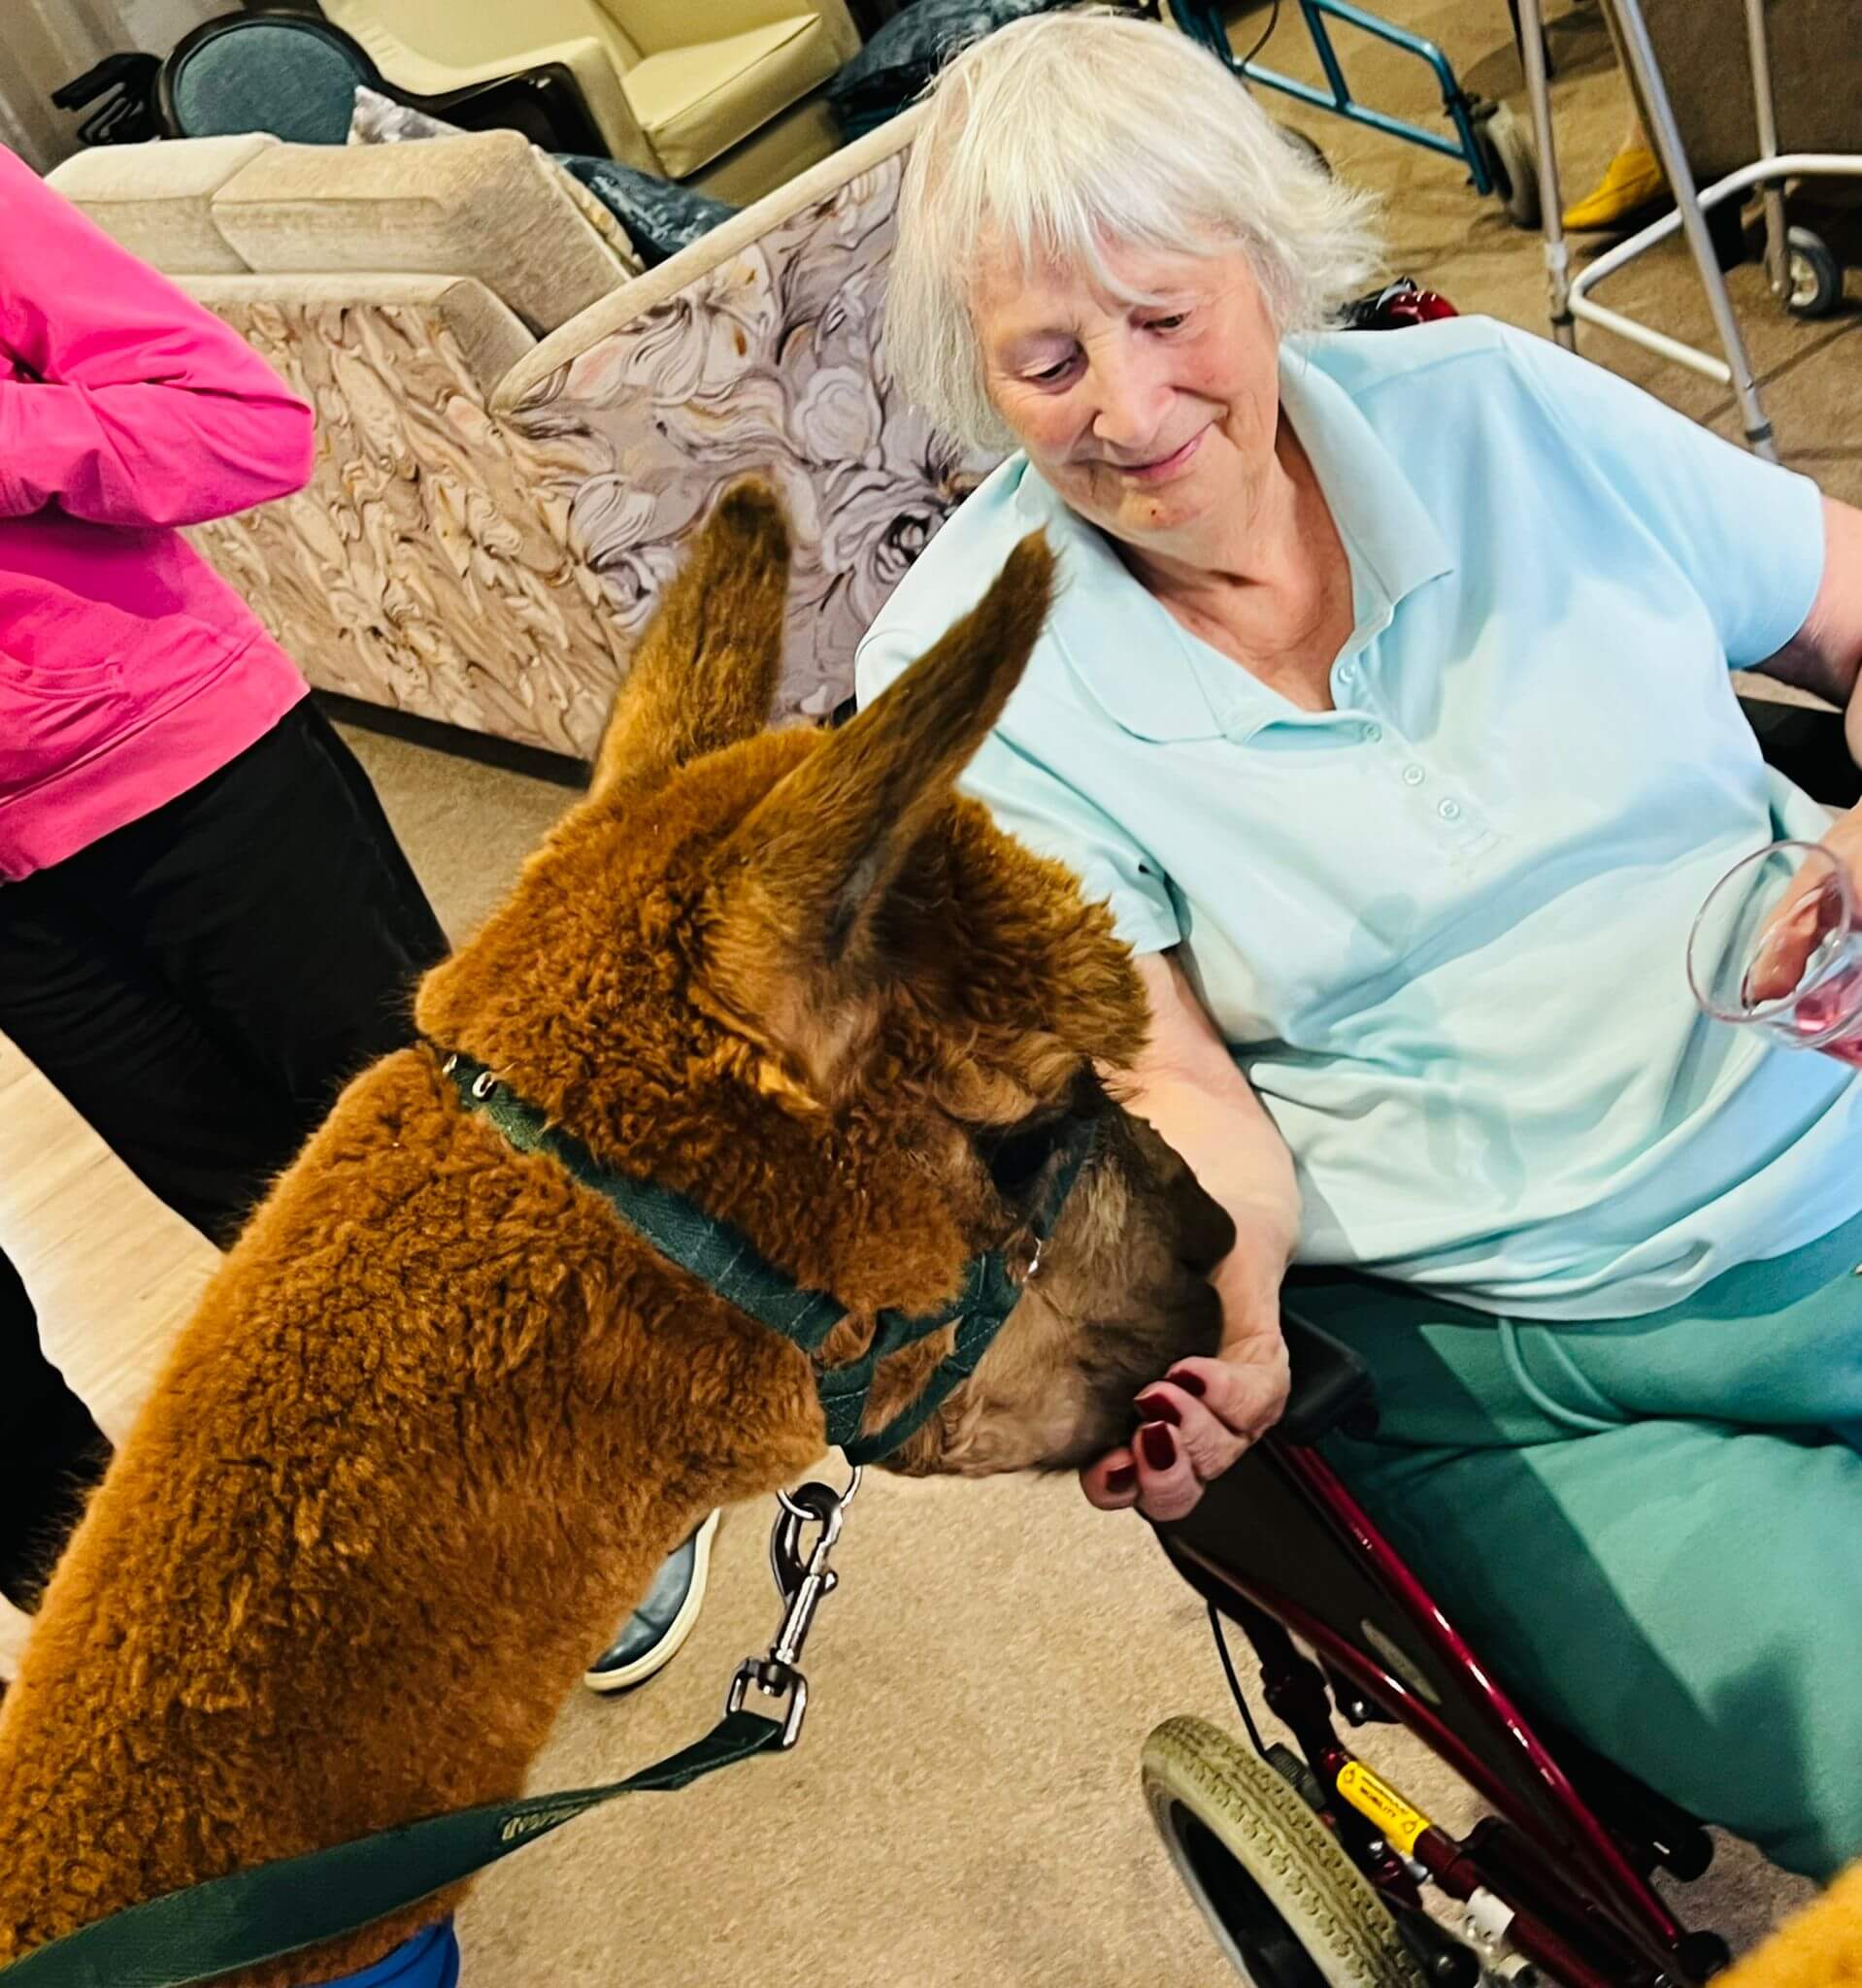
0,701,449,1608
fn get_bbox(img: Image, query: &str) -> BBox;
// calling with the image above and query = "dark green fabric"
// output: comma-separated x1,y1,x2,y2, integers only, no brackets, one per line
552,156,736,268
824,0,1067,138
0,1710,785,1988
1294,1213,1862,1879
170,23,370,146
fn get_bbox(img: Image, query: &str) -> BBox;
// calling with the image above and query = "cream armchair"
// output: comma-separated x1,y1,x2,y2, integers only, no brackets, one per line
322,0,862,202
320,0,650,169
48,129,640,759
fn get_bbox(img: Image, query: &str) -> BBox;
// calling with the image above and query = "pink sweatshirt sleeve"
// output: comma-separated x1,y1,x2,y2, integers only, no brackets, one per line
0,146,315,528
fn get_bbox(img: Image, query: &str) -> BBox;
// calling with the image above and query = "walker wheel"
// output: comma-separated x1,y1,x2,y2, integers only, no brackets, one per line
1784,227,1843,318
1474,103,1541,231
1144,1715,1429,1986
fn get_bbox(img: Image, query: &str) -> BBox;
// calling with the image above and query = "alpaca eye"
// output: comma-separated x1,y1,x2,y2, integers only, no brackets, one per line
977,1117,1065,1200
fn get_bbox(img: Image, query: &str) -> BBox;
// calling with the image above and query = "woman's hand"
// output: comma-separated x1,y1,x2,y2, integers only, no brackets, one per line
1079,948,1301,1521
1079,1250,1291,1522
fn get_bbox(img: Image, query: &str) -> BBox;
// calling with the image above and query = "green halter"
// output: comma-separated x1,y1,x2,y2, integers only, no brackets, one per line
439,1047,1101,1464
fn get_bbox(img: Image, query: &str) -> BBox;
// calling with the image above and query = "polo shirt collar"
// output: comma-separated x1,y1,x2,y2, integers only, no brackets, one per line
1011,335,1453,744
1281,340,1454,617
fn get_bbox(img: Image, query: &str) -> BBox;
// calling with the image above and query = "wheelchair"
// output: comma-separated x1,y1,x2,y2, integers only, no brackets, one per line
1144,694,1859,1988
1147,1304,1732,1988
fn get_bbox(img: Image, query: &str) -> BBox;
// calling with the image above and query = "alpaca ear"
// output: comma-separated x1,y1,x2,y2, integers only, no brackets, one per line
705,531,1056,1092
587,479,791,799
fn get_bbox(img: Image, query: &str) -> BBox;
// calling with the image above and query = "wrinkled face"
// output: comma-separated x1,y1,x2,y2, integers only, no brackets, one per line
973,238,1281,562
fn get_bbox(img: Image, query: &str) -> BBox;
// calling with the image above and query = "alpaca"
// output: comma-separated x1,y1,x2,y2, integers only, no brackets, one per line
0,482,1232,1986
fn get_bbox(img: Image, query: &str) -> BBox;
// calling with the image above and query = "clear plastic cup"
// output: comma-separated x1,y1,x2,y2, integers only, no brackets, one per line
1686,840,1862,1065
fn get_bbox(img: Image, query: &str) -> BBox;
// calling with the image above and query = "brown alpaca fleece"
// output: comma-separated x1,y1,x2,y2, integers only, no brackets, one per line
1717,1862,1862,1988
0,1049,823,1983
0,484,1226,1986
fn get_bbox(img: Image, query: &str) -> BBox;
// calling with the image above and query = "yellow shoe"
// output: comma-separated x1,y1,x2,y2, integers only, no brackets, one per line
1562,144,1666,230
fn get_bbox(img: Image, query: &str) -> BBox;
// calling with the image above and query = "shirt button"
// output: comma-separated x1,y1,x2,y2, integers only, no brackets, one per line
1402,764,1425,786
1439,798,1462,821
1362,722,1382,744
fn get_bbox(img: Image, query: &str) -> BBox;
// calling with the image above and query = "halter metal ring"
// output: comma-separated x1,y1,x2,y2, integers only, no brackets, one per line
1005,1226,1045,1285
778,1462,862,1519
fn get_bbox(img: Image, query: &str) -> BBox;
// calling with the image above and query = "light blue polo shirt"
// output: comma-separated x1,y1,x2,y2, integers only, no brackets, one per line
855,316,1854,1319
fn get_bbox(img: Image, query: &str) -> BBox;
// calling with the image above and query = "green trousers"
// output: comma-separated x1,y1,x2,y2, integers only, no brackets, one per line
1295,1208,1862,1881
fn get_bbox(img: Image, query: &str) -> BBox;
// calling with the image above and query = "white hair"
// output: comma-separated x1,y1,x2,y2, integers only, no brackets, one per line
887,10,1384,451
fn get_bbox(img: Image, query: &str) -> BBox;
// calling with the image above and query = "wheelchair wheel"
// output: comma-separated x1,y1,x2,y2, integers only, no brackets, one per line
1144,1716,1427,1987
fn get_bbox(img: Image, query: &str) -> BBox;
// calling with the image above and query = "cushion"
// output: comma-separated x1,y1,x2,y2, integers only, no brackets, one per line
186,271,537,397
43,133,280,274
346,86,642,273
345,85,459,146
825,0,1063,138
554,156,735,267
211,128,628,336
622,16,838,180
167,17,374,147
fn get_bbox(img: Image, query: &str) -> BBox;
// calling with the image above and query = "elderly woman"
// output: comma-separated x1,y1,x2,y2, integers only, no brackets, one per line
858,11,1862,1881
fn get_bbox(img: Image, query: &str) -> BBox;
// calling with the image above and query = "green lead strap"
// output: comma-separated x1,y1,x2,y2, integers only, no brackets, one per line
0,1710,786,1988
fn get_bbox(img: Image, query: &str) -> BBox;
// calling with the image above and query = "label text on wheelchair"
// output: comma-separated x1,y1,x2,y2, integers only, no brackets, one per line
1336,1761,1431,1856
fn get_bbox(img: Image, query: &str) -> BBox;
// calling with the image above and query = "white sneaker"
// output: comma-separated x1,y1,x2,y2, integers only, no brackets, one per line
582,1508,720,1694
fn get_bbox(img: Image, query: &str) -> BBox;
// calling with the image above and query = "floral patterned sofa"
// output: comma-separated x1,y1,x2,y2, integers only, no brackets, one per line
47,109,997,759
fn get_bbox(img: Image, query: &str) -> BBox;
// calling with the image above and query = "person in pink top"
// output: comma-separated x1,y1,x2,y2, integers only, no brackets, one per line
0,146,448,1618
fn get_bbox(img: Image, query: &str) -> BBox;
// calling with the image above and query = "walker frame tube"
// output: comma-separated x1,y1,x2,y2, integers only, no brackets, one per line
1170,0,1495,193
1513,0,1862,462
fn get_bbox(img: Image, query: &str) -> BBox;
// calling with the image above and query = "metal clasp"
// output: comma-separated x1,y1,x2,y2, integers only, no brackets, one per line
1005,1226,1045,1285
725,1472,859,1749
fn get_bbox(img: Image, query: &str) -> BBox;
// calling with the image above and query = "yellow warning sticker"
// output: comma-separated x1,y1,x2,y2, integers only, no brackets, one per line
1336,1761,1431,1855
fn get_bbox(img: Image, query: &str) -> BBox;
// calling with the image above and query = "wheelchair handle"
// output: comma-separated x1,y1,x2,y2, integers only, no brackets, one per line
1276,1307,1380,1445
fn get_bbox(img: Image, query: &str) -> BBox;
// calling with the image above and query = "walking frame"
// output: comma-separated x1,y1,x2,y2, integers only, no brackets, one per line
1513,0,1862,463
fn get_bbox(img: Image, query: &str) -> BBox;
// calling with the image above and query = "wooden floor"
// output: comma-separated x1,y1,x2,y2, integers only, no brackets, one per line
0,1032,216,1674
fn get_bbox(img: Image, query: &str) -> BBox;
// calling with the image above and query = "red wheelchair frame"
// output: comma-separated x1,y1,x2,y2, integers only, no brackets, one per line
1155,1305,1735,1988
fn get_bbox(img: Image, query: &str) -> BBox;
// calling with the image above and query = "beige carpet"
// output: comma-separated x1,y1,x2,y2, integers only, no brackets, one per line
5,0,1855,1976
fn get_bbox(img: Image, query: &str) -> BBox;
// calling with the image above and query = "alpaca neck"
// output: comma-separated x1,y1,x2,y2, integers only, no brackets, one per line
0,1051,829,1967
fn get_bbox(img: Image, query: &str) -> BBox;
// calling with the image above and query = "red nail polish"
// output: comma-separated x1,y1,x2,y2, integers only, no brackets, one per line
1170,1370,1207,1398
1106,1464,1137,1494
1136,1393,1181,1426
1141,1422,1176,1471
